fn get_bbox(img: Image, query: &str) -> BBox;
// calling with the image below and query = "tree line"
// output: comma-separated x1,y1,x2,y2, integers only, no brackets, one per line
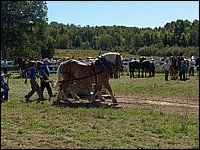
48,19,199,57
1,1,199,60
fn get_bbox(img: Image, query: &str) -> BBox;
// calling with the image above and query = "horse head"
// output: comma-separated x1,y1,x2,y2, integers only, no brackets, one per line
139,56,146,63
101,52,124,72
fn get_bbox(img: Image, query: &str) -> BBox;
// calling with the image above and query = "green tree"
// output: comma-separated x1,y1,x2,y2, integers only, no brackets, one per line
1,1,48,59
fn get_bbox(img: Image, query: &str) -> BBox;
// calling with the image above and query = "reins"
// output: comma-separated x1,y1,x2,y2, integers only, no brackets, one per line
58,56,114,84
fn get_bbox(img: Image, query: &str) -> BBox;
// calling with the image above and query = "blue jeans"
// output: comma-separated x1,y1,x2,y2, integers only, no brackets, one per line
164,70,169,80
1,80,9,100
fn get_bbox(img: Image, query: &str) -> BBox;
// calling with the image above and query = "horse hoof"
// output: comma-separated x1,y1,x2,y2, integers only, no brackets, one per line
91,100,97,104
100,98,106,102
112,100,118,104
112,102,118,106
60,100,70,104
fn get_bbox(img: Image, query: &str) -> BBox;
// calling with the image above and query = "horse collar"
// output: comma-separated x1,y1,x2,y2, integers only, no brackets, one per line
98,56,113,72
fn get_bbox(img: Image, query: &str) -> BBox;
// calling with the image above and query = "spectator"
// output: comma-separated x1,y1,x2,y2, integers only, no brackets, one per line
196,57,199,77
2,59,8,74
163,59,170,81
25,62,44,102
179,61,187,81
189,58,195,76
185,60,189,79
40,58,54,100
1,72,11,101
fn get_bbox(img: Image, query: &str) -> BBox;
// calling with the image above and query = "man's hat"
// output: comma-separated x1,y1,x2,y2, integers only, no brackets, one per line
43,58,50,63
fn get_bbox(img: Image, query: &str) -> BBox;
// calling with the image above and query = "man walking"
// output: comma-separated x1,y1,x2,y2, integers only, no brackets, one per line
25,62,44,102
40,58,54,100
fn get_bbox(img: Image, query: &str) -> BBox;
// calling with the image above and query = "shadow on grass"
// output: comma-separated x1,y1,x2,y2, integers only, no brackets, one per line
20,98,48,103
52,99,121,109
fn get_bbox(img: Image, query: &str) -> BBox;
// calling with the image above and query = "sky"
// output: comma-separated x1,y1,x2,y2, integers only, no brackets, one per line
47,1,199,28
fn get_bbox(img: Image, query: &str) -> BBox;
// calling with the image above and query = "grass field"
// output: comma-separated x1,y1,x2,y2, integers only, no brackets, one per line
54,49,144,59
111,73,199,101
1,73,199,149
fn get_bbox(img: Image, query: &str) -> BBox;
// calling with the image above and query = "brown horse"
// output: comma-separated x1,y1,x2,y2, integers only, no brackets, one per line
14,58,43,83
169,56,179,80
55,52,123,104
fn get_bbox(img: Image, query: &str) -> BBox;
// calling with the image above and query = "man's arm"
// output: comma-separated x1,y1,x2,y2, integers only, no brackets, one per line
41,70,49,79
34,72,43,78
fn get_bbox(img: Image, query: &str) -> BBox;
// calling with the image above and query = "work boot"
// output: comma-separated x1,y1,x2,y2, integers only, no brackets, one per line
49,94,56,101
25,95,29,101
25,95,31,102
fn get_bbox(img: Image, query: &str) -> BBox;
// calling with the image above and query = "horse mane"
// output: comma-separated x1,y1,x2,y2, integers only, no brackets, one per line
101,52,121,65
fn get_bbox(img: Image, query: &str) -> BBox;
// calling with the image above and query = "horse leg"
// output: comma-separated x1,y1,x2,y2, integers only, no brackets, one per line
129,69,132,78
90,84,102,103
98,91,106,101
60,83,70,104
146,68,148,78
152,67,155,77
148,68,151,77
149,69,151,77
98,85,106,101
21,70,25,78
133,69,136,78
103,81,117,104
70,84,80,100
138,68,140,78
57,85,63,100
142,68,144,78
131,70,134,78
24,70,27,84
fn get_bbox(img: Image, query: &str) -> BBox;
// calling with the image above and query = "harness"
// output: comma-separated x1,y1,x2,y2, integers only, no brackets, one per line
58,56,114,84
98,56,113,71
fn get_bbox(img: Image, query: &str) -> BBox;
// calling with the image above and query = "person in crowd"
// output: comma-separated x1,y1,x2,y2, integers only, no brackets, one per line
1,71,11,101
163,59,170,81
179,60,187,81
40,58,54,100
25,62,44,102
189,58,195,76
2,59,8,74
195,57,199,77
185,59,189,80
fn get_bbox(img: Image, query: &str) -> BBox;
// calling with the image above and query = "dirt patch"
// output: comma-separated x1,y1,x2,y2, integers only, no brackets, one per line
94,95,199,118
58,94,199,118
70,95,199,118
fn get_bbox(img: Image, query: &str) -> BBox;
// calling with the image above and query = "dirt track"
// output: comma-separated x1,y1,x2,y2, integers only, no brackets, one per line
60,94,199,118
99,95,199,118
